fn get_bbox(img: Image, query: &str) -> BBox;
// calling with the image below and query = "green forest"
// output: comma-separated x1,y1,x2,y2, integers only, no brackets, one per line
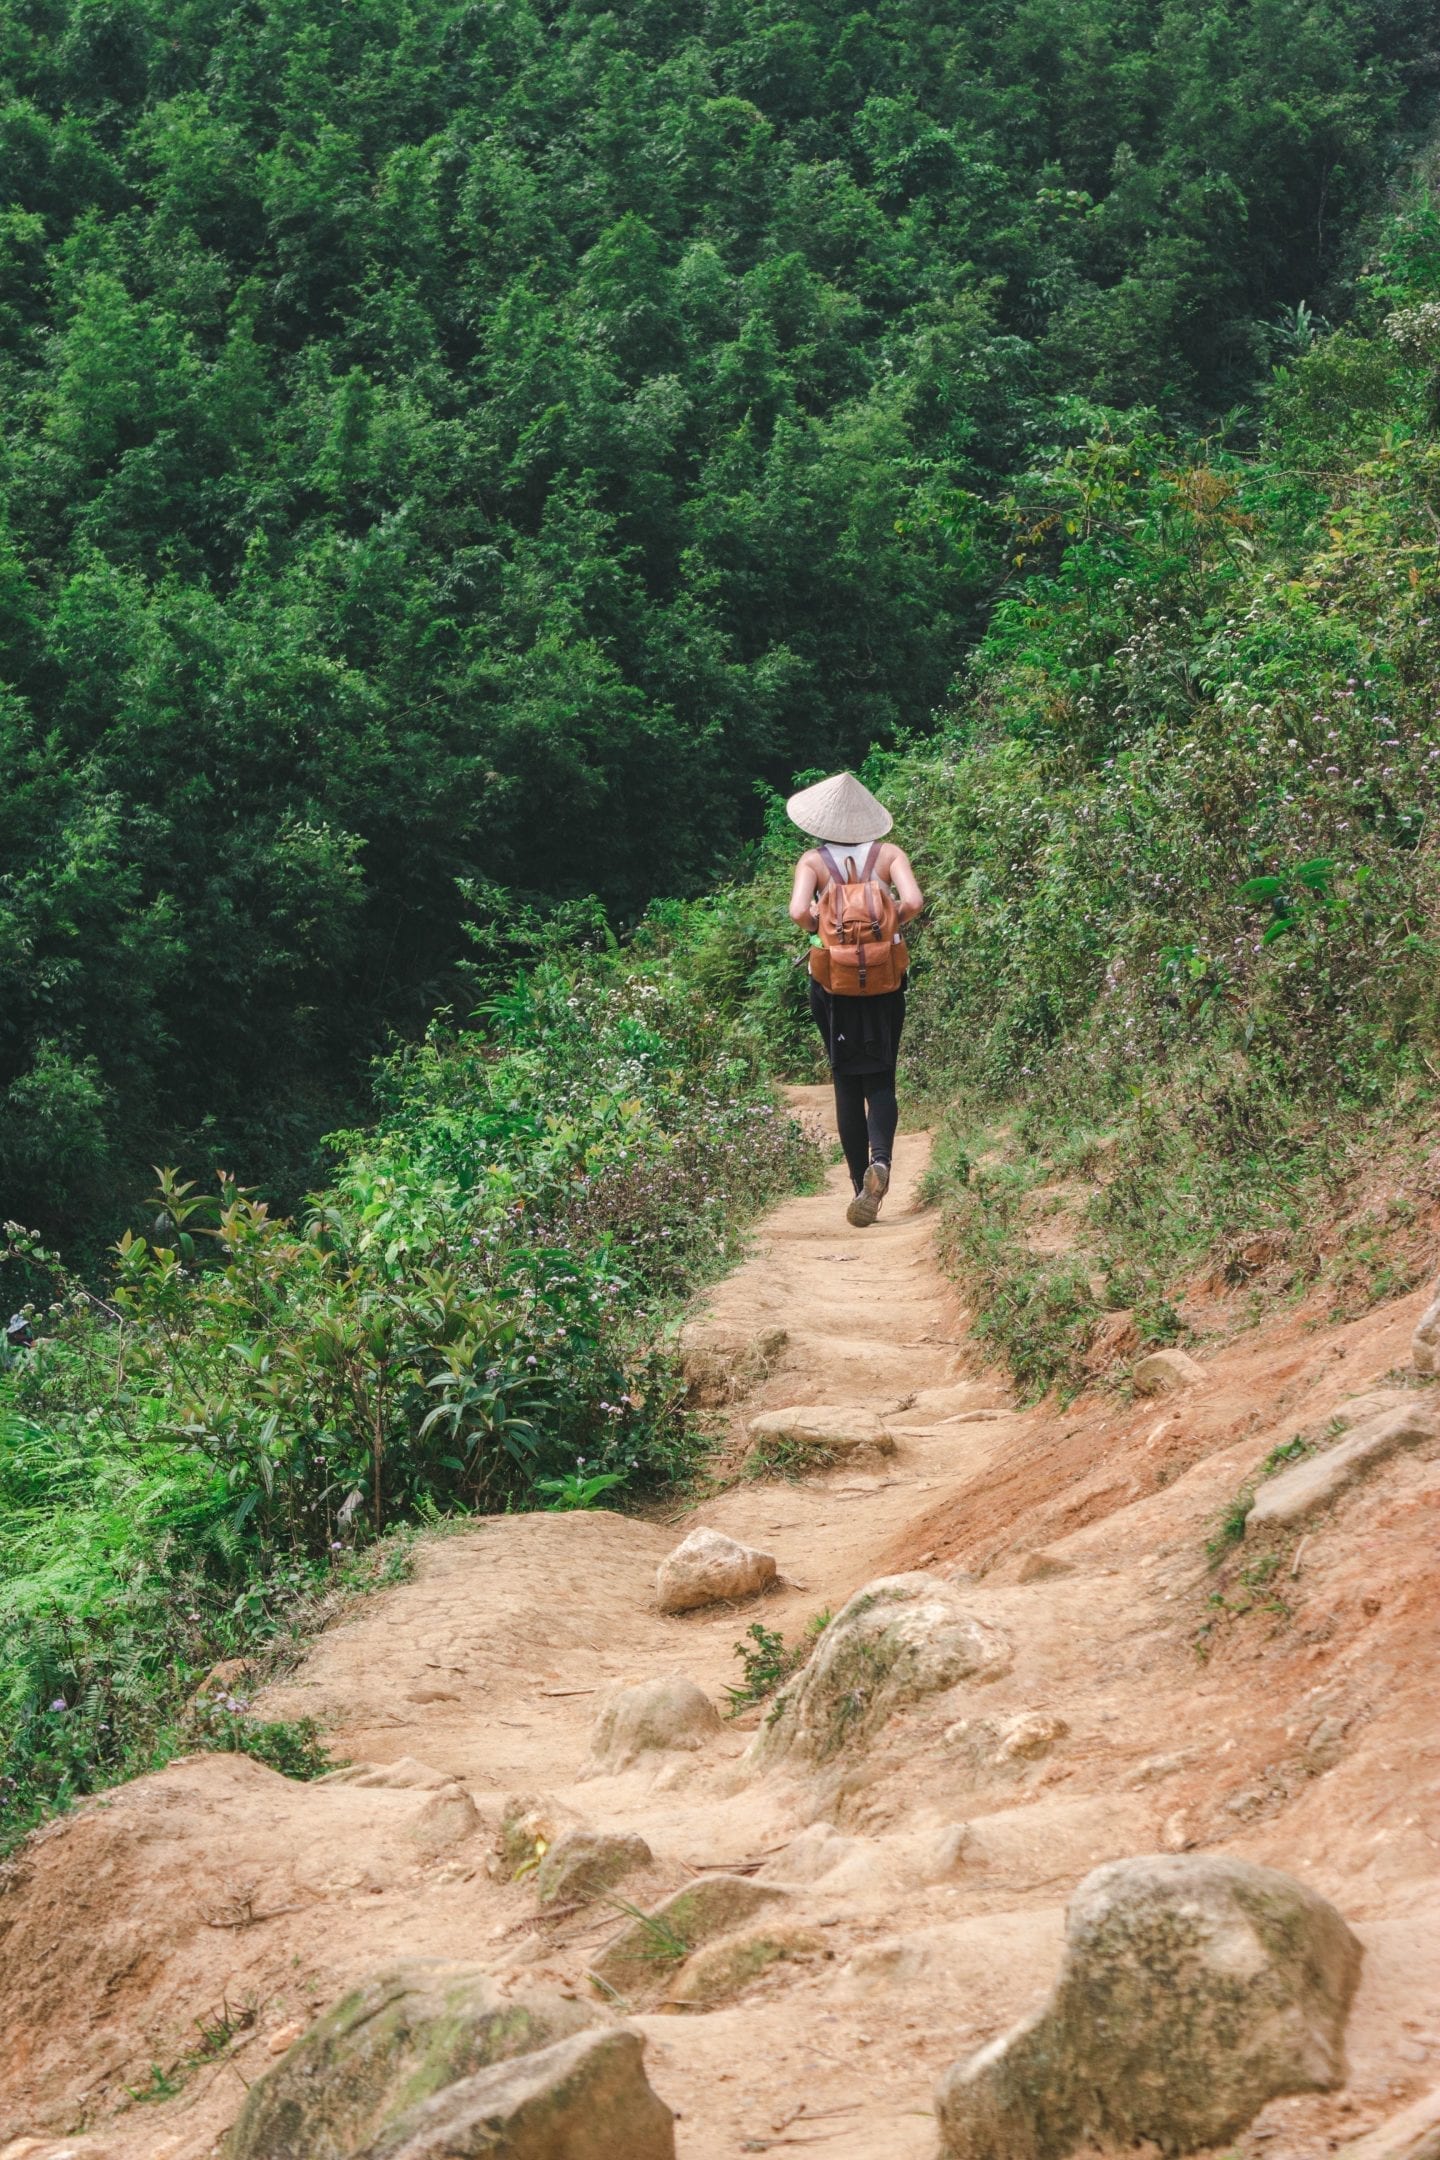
3,0,1437,1237
5,0,1440,1849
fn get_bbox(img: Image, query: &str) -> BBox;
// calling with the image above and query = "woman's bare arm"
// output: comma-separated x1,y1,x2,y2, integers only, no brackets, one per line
788,852,822,927
888,847,923,922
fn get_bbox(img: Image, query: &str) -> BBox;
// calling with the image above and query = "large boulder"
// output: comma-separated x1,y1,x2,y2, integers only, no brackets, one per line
357,2026,675,2160
225,1961,595,2160
1247,1401,1437,1531
749,1574,1011,1771
656,1527,777,1614
934,1853,1362,2160
584,1675,720,1774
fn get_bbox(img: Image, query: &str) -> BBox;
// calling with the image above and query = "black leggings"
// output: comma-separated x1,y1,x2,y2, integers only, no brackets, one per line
832,1067,898,1192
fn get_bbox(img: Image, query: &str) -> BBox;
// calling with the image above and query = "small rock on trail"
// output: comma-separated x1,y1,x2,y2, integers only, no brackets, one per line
750,1572,1011,1771
403,1787,480,1856
934,1853,1362,2160
668,1921,826,2006
225,1960,595,2160
492,1793,579,1879
583,1674,720,1774
534,1829,652,1905
588,1876,789,2001
996,1711,1069,1763
356,2026,675,2160
656,1526,777,1614
747,1403,897,1460
1132,1347,1206,1395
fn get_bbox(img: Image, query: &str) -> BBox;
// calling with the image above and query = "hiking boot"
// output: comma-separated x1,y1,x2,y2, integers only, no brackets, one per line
845,1160,890,1228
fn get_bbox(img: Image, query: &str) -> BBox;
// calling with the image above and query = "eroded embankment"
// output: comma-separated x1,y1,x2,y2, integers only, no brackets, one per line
1,1084,1438,2160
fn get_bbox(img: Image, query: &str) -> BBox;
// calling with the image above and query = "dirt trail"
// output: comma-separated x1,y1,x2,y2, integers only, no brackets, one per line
2,1086,1439,2160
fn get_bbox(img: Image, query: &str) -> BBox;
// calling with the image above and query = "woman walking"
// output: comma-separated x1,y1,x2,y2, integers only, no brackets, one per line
787,772,923,1228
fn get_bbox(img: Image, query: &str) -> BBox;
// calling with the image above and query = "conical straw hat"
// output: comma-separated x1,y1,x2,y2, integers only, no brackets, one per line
785,770,893,844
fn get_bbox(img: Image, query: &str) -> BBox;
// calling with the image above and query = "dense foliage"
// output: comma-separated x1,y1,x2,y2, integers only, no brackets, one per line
0,927,816,1847
907,195,1440,1388
3,0,1436,1242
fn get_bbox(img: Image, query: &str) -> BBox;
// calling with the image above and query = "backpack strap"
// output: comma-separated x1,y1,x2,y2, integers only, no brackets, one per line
859,842,882,881
817,845,847,889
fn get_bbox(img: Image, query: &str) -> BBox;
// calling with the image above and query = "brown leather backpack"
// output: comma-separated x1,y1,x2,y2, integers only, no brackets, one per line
808,843,909,996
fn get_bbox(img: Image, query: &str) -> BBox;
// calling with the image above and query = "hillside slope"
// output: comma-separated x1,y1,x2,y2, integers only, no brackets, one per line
2,1088,1436,2160
707,181,1440,1402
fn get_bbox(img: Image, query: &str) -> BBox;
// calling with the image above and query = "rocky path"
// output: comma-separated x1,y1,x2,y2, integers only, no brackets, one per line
3,1088,1440,2160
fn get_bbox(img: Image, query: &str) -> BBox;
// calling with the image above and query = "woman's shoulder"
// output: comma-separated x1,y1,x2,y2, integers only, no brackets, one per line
802,838,903,875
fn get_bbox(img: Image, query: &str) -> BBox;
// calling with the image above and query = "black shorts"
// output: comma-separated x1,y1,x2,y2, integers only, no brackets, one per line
808,978,906,1076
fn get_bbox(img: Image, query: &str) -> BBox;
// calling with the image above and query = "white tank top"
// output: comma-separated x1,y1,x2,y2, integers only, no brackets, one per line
816,839,888,887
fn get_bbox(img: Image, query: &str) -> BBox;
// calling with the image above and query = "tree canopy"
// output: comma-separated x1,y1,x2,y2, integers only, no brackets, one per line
1,0,1435,1237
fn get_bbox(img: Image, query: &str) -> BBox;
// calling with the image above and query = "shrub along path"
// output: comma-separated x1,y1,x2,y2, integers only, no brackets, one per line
1,1090,1438,2158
